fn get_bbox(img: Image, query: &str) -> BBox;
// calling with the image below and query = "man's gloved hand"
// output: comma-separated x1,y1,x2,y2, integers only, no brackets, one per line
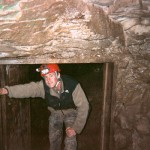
0,88,8,95
66,127,76,137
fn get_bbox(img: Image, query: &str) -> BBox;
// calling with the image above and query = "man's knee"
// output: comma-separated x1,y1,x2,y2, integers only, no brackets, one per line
49,129,62,141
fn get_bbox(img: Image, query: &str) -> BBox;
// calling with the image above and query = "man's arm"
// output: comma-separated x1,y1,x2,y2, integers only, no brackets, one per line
71,84,89,134
0,80,45,99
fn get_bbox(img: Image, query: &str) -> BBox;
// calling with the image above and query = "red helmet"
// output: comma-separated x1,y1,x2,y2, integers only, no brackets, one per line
36,64,60,77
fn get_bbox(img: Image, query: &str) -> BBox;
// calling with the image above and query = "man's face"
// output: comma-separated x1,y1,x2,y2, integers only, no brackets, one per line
44,72,58,88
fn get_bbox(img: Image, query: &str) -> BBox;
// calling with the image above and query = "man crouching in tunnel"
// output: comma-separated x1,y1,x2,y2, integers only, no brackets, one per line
0,64,89,150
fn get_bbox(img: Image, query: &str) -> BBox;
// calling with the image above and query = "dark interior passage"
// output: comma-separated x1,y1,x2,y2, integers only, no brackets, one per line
0,63,105,150
29,63,103,150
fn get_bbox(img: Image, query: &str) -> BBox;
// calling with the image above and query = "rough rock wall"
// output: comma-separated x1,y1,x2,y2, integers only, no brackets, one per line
0,0,127,63
0,0,150,150
107,1,150,150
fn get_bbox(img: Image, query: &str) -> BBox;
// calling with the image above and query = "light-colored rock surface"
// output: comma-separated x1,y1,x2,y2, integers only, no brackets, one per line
0,0,149,150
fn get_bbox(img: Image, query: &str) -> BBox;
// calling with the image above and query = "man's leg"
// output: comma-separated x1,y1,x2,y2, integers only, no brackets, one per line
49,113,63,150
64,135,77,150
64,110,77,150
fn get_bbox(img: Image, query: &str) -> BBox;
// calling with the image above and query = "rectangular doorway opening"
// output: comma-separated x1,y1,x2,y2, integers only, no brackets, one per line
0,63,114,150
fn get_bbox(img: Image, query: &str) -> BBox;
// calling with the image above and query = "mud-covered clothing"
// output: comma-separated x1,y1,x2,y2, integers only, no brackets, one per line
5,75,89,150
49,109,77,150
5,75,89,134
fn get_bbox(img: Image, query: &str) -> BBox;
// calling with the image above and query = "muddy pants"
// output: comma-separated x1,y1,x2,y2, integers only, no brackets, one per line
49,109,77,150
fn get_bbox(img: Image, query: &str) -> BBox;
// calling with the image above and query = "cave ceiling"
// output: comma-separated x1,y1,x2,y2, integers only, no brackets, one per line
0,0,149,64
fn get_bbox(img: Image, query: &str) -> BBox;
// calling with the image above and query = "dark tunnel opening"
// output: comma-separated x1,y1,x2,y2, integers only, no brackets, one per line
0,63,114,150
29,63,103,150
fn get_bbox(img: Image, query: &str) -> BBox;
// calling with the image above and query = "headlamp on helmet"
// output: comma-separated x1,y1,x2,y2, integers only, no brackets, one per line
36,64,60,77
